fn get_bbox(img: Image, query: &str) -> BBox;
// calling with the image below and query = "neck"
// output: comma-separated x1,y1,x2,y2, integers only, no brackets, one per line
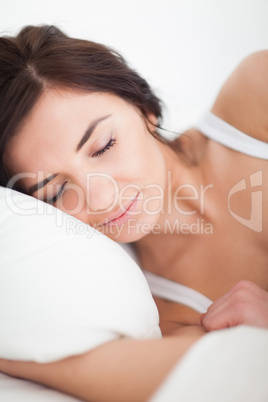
156,130,210,231
133,130,212,264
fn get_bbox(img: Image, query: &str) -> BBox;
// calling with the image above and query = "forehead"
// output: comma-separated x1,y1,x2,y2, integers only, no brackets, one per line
12,88,119,146
5,89,126,174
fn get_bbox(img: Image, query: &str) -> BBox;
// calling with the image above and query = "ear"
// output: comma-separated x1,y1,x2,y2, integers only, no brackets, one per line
146,112,158,133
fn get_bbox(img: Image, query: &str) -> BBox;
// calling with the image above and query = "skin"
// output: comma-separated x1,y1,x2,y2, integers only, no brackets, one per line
134,50,268,333
5,89,167,243
0,327,205,402
1,50,268,400
5,51,268,331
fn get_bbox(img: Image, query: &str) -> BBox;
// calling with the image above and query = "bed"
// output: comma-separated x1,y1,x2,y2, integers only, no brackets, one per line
1,186,267,401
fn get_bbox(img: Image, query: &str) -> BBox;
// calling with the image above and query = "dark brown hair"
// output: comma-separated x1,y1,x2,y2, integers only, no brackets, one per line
0,25,165,188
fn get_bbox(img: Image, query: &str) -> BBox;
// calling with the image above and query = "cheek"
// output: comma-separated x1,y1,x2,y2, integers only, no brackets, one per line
114,134,164,184
120,139,166,215
63,191,83,212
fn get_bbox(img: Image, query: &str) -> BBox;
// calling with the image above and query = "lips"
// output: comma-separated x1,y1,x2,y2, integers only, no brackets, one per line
102,192,140,226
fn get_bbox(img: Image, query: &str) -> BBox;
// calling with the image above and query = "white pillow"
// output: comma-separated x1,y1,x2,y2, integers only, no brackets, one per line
0,186,161,363
150,326,268,402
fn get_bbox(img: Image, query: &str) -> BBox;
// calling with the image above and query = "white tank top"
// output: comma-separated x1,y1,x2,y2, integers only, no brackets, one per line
194,111,268,159
122,113,268,314
142,269,212,313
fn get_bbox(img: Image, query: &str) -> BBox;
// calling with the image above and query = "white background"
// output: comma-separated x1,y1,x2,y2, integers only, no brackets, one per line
1,0,268,132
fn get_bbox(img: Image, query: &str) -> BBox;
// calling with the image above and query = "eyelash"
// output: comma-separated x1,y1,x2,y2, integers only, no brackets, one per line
92,137,116,157
48,181,68,204
49,137,117,204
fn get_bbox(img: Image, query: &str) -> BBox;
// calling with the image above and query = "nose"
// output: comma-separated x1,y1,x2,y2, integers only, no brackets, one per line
85,172,118,213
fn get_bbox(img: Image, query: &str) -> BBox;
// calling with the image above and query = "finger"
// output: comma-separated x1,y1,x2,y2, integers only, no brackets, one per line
204,280,257,318
0,358,36,378
200,313,206,325
201,303,231,330
202,300,248,331
0,359,16,376
201,291,236,326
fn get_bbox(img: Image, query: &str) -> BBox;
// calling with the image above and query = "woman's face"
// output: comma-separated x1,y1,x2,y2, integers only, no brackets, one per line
5,89,167,242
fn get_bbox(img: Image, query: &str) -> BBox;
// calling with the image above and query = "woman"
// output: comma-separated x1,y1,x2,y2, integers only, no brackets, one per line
0,25,267,401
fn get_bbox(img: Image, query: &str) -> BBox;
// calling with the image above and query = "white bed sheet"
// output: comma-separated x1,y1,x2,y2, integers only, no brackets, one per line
1,326,267,401
0,372,81,402
150,325,268,402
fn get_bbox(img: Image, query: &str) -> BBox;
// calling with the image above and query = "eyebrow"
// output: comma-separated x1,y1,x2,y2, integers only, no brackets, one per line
28,173,58,195
76,114,112,152
28,114,112,195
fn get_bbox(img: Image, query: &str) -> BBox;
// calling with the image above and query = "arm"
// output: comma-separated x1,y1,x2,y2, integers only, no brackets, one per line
0,326,205,402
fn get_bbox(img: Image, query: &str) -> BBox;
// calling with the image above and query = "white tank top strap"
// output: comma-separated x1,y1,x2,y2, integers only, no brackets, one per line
142,269,212,314
194,112,268,160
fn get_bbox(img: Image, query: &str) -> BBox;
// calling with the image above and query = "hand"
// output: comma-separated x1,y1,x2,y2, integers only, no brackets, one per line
0,358,38,379
200,280,268,331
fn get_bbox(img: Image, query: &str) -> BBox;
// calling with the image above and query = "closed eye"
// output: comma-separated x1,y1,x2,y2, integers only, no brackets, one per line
92,137,116,157
47,138,117,204
47,181,68,205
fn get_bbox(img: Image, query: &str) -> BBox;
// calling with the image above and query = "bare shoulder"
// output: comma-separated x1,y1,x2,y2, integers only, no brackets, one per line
211,50,268,143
